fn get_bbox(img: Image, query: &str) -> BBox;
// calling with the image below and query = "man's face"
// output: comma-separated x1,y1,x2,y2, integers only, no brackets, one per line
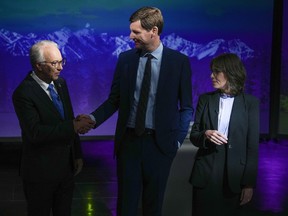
36,45,63,83
129,20,154,51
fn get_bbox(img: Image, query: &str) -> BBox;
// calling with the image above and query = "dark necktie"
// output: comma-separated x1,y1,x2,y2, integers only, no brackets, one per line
48,84,65,119
135,54,153,136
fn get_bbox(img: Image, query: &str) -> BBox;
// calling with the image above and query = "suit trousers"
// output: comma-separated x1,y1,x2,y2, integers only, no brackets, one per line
192,145,243,216
116,128,174,216
23,166,74,216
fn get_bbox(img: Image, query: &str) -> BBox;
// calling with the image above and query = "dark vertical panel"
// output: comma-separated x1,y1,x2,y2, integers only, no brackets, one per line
270,0,283,139
279,0,288,136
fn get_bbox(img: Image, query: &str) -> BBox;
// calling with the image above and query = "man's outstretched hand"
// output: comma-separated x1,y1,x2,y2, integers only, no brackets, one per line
73,114,96,134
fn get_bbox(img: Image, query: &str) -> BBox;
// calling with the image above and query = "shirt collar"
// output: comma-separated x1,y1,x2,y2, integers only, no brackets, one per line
150,42,163,60
141,42,163,60
31,71,54,90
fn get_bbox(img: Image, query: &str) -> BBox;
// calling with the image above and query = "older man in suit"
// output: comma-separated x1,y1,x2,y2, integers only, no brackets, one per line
12,40,95,216
79,6,193,216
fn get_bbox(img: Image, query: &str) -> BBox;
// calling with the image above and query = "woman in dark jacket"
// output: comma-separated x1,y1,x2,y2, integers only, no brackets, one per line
190,53,259,216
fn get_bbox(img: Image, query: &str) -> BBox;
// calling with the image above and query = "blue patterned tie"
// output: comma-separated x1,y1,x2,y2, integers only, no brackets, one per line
48,84,64,119
135,54,153,136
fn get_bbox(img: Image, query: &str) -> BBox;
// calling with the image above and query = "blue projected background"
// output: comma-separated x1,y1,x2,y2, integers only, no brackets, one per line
0,0,273,137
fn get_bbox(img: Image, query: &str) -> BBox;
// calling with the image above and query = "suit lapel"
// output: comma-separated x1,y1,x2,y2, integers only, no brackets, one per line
156,47,169,99
228,94,245,138
54,79,67,119
129,50,141,107
208,92,220,130
27,74,63,118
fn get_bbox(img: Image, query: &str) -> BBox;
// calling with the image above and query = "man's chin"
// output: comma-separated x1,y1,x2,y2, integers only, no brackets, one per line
53,75,60,80
133,42,142,49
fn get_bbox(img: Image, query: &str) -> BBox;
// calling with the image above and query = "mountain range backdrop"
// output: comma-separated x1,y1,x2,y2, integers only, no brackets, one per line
0,0,278,136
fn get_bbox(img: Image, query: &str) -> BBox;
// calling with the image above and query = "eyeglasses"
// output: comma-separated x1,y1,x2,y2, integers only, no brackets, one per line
211,70,224,76
38,59,66,68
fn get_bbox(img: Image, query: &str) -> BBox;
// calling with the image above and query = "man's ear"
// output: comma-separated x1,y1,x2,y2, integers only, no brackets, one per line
152,26,159,35
35,63,42,71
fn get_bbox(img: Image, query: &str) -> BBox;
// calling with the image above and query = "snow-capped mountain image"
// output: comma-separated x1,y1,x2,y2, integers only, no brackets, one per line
0,26,254,61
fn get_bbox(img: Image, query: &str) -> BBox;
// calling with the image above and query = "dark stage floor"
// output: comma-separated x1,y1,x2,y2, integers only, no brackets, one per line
0,139,287,216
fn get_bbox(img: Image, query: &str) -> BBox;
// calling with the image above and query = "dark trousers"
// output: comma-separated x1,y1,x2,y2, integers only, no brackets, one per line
192,146,242,216
23,169,74,216
116,129,174,216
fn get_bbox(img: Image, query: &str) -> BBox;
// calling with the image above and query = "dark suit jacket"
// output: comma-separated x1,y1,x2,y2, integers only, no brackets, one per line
190,90,259,193
91,47,193,158
12,72,82,182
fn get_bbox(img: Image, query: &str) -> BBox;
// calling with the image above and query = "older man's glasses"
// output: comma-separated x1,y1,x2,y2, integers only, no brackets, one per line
38,59,66,68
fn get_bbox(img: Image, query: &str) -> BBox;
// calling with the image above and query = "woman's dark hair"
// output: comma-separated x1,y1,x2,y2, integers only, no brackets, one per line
210,53,246,95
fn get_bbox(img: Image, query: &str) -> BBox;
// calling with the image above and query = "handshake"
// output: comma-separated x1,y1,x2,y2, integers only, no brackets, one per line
73,114,96,134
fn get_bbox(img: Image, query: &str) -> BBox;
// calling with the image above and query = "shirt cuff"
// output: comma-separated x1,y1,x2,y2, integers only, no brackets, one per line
89,114,96,122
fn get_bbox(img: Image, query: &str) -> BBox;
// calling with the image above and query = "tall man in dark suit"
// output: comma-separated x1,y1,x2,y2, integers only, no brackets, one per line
12,40,95,216
79,6,193,216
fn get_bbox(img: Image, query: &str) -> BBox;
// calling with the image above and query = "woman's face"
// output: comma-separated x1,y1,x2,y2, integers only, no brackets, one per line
211,71,228,92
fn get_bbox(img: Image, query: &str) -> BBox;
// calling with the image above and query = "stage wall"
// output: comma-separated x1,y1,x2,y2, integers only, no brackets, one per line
0,0,274,138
